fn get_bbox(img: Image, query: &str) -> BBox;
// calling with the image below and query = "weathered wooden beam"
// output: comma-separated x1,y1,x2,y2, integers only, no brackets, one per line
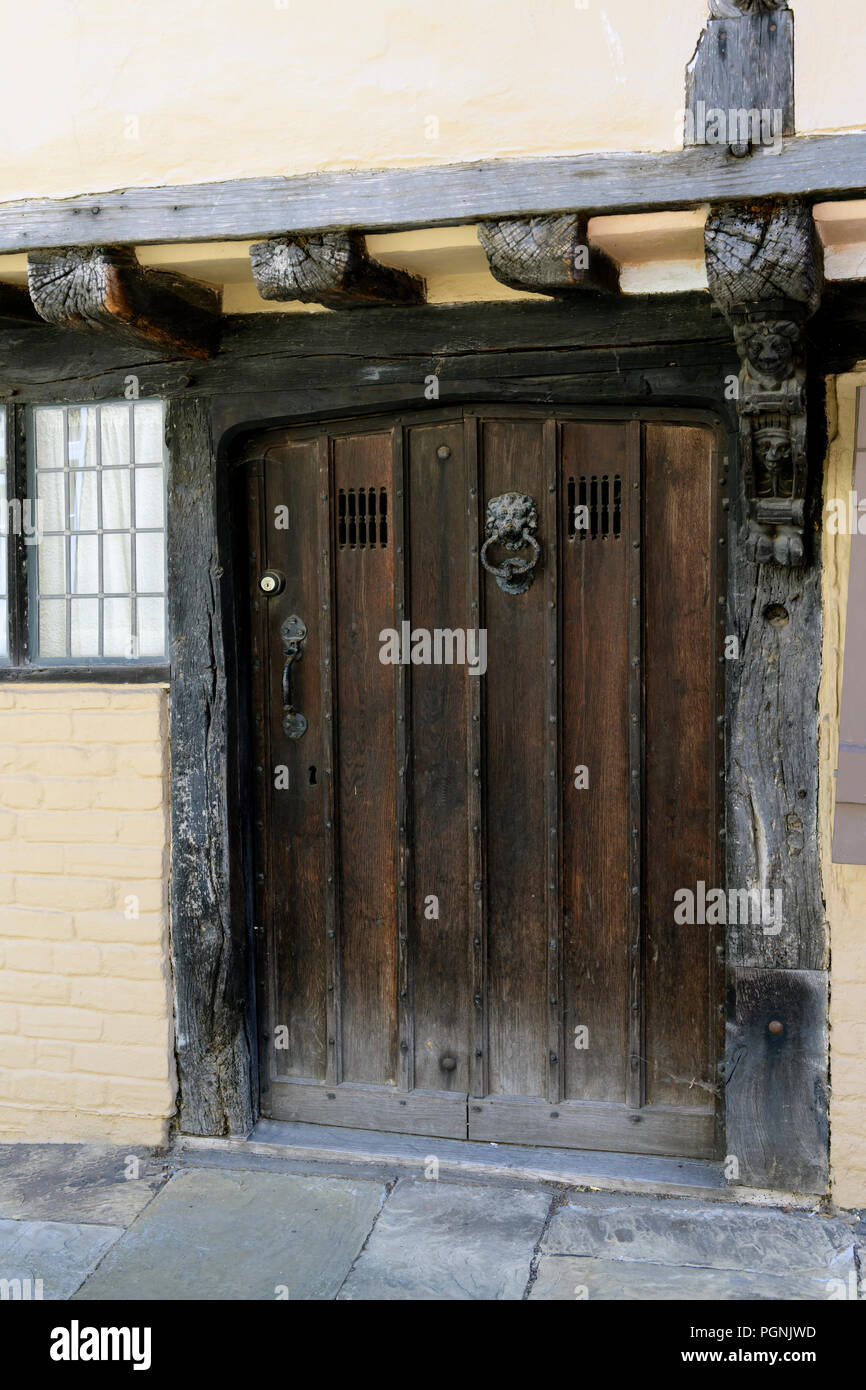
0,133,865,253
166,397,255,1135
686,4,794,153
477,215,619,295
726,968,828,1193
249,231,424,309
27,246,221,359
0,281,40,325
705,199,823,566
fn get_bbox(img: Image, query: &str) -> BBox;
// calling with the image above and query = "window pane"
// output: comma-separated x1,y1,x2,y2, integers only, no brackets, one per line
34,408,64,469
67,407,98,468
102,469,131,529
29,400,167,662
38,599,67,657
100,404,131,467
137,597,165,658
136,532,165,593
70,598,99,657
103,534,132,594
103,598,132,658
38,536,67,595
69,471,98,531
69,535,99,595
133,402,164,464
134,468,165,528
37,471,65,532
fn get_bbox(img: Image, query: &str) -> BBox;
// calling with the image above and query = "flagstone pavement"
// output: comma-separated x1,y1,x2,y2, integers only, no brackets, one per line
0,1141,862,1301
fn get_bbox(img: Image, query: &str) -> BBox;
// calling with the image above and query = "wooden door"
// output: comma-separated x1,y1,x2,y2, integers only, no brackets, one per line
247,409,723,1158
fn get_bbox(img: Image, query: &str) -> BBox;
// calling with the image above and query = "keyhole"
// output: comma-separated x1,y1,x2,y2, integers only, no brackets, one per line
308,766,317,786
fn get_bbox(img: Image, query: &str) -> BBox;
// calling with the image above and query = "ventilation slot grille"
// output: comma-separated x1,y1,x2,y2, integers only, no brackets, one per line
567,474,622,540
338,487,388,550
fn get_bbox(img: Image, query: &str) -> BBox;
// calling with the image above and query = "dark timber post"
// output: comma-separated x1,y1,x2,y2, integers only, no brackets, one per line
705,201,829,1192
687,0,829,1194
166,398,255,1135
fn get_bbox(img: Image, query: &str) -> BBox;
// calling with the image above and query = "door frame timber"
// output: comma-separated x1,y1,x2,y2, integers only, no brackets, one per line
0,290,837,1190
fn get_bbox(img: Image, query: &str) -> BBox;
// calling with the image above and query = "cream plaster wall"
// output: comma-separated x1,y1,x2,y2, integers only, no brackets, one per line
821,373,866,1211
0,685,175,1144
1,1,862,204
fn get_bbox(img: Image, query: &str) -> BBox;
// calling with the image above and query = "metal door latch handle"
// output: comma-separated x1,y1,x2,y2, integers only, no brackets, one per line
280,615,308,739
480,492,541,595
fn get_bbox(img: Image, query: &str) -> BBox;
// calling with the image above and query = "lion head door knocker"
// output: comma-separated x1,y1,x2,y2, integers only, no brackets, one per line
480,492,541,595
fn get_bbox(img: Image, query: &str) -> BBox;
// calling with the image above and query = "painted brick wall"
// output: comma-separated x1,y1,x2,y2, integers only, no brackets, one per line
0,684,175,1143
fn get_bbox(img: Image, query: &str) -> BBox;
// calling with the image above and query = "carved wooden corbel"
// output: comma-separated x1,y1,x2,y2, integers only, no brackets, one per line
27,246,221,359
249,231,425,309
477,214,619,296
705,199,823,566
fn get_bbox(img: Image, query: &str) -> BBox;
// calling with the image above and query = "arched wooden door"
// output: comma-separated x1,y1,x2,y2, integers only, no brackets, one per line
247,407,724,1158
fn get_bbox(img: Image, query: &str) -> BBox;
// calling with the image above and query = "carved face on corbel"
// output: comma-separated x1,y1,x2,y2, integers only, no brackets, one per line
734,318,801,389
752,425,793,495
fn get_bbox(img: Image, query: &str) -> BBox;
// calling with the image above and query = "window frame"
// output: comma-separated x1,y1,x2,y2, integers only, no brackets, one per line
0,399,170,683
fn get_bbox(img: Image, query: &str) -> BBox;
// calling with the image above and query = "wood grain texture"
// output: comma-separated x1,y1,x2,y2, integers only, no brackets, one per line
166,397,254,1135
250,232,424,309
333,430,398,1086
686,11,794,150
482,418,549,1101
257,441,329,1084
1,132,866,252
560,421,632,1106
726,557,825,970
477,215,619,296
643,423,720,1111
27,246,221,358
726,967,828,1193
468,1096,715,1158
6,280,866,408
406,421,473,1094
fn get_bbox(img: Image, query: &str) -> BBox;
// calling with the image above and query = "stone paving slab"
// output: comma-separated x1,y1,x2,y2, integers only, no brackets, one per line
0,1144,170,1227
74,1167,386,1301
542,1194,856,1279
0,1217,123,1301
529,1255,842,1301
338,1177,550,1300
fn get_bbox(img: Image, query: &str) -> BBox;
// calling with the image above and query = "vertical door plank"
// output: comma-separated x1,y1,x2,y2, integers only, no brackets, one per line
465,417,488,1101
643,422,718,1109
261,440,328,1082
482,417,548,1099
626,420,644,1111
333,430,398,1086
316,435,342,1085
560,421,632,1104
544,419,563,1104
407,419,473,1094
392,426,413,1090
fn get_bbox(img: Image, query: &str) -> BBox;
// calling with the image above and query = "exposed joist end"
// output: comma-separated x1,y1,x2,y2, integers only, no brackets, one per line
27,246,222,359
477,215,620,297
249,231,426,309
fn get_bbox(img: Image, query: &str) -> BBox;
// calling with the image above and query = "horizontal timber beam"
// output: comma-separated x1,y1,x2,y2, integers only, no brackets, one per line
0,133,865,253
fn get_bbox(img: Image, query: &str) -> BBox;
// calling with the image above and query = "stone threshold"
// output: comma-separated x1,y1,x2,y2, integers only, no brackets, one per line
177,1119,821,1210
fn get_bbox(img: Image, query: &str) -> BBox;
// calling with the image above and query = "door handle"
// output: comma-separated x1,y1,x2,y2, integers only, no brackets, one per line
280,614,308,739
480,492,541,595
